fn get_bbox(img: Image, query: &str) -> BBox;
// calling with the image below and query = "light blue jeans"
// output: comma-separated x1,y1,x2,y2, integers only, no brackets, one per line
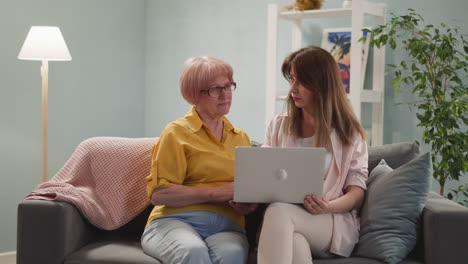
141,210,248,264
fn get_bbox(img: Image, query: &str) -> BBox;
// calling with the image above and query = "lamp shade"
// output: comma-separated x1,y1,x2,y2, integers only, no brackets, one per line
18,26,72,61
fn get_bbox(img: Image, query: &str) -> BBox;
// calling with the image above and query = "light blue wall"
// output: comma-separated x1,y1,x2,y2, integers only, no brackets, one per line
144,0,293,141
0,0,466,254
0,0,145,252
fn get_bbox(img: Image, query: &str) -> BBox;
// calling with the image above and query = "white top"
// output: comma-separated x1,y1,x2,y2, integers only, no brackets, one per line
295,136,332,180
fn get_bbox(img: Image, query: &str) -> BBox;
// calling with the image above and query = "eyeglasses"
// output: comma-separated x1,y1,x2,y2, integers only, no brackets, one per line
200,82,237,97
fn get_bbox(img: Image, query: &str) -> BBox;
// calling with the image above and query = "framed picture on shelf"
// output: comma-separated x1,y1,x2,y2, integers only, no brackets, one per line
321,28,370,93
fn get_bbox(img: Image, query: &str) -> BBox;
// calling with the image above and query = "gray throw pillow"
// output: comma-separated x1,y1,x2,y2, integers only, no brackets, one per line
353,153,432,264
366,159,393,186
368,140,420,172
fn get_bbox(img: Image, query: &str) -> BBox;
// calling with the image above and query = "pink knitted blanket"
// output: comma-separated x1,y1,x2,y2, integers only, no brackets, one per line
25,137,158,230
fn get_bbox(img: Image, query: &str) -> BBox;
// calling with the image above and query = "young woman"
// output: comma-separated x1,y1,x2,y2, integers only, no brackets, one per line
258,46,368,264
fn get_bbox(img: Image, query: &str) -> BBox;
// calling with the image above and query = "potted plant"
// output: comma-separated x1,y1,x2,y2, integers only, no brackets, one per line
362,9,467,205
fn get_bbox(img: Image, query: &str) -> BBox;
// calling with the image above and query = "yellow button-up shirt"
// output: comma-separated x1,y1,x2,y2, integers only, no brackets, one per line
145,107,251,228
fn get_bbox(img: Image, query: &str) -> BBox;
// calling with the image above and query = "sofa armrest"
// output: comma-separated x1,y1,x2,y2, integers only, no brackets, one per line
422,192,468,264
17,200,96,264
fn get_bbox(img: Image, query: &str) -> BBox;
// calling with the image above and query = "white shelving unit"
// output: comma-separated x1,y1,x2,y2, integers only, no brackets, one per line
265,0,386,145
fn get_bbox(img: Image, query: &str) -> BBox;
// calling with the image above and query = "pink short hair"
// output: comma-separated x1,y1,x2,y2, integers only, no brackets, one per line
180,56,233,105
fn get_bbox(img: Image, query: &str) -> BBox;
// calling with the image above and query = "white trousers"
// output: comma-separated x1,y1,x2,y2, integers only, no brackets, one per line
257,202,333,264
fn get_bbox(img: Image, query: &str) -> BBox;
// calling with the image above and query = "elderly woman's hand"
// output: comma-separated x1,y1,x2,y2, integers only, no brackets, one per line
211,182,235,202
228,201,258,215
152,182,236,207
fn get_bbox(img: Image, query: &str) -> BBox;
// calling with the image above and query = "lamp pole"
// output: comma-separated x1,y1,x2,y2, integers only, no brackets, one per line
41,60,49,183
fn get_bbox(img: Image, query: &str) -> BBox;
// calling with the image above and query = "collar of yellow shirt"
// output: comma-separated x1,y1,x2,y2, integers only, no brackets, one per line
184,106,241,134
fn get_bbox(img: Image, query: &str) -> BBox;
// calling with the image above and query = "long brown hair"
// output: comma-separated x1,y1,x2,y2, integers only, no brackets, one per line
281,46,366,151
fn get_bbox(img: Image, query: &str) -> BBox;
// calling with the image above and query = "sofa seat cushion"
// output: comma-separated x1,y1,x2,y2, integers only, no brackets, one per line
65,240,161,264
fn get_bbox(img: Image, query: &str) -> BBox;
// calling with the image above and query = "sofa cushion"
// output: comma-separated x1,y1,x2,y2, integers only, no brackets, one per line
65,240,161,264
353,153,432,264
367,140,420,172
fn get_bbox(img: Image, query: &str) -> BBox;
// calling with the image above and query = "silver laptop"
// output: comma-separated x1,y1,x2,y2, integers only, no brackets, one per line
234,147,327,203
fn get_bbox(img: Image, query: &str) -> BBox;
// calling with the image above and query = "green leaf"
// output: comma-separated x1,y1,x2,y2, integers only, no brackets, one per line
390,38,396,49
400,61,408,69
395,80,402,91
425,24,434,30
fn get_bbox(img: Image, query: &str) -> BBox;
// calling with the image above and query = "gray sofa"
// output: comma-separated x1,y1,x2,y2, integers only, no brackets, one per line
17,141,468,264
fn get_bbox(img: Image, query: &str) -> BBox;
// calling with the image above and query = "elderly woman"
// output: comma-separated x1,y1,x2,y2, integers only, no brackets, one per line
141,56,257,264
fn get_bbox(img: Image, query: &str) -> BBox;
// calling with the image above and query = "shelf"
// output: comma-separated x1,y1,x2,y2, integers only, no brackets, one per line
276,90,289,101
280,8,352,20
361,90,383,103
279,3,385,20
266,1,386,145
276,90,383,103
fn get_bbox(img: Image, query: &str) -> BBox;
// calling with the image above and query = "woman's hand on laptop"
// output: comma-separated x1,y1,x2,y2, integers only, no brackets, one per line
228,201,258,215
303,195,331,215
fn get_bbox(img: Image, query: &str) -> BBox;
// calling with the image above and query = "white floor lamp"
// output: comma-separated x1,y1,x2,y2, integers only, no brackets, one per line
18,26,72,183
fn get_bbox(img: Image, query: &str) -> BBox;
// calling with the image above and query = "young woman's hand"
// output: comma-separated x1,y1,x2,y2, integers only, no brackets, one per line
228,201,258,215
303,195,331,215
